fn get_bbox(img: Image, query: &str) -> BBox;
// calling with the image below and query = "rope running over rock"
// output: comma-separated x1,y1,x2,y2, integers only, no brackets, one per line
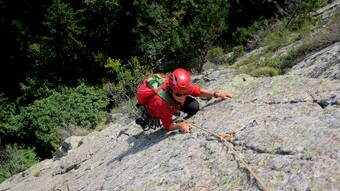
192,124,271,191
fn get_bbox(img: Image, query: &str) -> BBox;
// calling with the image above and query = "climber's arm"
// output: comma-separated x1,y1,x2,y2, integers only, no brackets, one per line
199,88,233,99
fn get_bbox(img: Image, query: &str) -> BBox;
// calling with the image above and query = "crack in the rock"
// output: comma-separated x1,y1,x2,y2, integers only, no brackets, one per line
314,96,337,108
264,100,308,105
308,91,338,108
63,163,80,174
243,145,294,156
241,96,338,109
274,148,294,155
54,163,81,176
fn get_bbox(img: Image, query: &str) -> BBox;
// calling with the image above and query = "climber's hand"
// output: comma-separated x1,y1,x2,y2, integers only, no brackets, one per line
169,122,192,133
178,123,192,133
216,92,233,99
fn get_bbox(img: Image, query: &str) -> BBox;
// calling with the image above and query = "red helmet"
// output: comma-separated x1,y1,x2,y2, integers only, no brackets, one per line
169,68,192,94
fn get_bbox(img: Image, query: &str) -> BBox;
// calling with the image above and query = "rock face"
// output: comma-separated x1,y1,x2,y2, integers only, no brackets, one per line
314,0,340,22
288,42,340,81
1,65,339,191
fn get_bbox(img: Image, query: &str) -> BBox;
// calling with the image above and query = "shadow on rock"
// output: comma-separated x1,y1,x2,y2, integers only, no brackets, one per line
106,128,177,166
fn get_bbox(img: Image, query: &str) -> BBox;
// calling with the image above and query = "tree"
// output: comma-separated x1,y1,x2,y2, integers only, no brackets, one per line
81,0,122,56
0,0,49,97
27,0,87,87
171,0,230,72
132,0,230,72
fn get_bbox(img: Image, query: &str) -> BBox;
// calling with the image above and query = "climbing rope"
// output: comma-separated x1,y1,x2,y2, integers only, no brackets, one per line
192,124,271,191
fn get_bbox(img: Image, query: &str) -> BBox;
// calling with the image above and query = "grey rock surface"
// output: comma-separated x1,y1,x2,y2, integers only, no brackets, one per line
314,0,340,23
57,136,83,157
289,42,340,81
0,70,339,191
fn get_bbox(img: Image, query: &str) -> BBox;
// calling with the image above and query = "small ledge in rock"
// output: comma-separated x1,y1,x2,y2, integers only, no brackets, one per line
315,95,338,108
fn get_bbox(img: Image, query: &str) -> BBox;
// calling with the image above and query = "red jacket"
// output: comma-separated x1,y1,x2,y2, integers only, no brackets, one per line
145,83,201,131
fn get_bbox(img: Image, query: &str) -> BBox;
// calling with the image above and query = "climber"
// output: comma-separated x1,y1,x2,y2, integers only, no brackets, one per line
135,68,233,133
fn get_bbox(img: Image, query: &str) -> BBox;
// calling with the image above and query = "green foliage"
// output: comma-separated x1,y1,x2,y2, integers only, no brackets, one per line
82,0,120,49
281,13,340,69
255,18,311,52
9,84,108,157
260,26,300,52
133,0,229,71
117,57,147,97
233,45,245,57
16,78,56,106
173,0,230,71
250,67,279,77
0,94,16,144
227,45,245,64
132,1,171,66
232,18,265,46
103,57,149,106
238,5,339,77
231,0,327,52
105,58,122,75
286,0,327,31
234,55,262,74
1,0,331,101
0,145,39,183
28,0,87,86
235,53,289,76
207,46,225,64
43,0,85,52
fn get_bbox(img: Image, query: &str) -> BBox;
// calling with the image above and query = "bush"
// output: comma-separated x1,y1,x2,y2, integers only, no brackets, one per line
232,18,265,46
207,46,225,64
286,0,327,31
261,27,299,52
263,13,340,74
16,78,56,106
103,56,149,107
244,0,327,52
282,13,340,68
234,53,288,76
232,0,333,76
9,84,108,157
250,67,279,77
227,45,245,64
0,145,39,183
0,94,16,144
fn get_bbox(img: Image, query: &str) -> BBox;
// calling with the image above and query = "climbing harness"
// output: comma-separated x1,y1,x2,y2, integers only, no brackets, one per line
191,123,270,191
135,104,162,131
